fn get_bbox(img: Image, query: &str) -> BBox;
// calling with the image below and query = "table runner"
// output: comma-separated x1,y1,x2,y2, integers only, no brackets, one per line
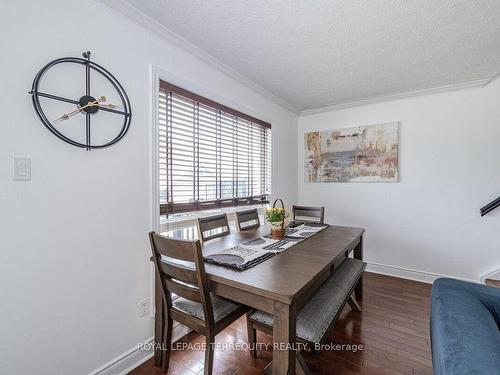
204,223,329,270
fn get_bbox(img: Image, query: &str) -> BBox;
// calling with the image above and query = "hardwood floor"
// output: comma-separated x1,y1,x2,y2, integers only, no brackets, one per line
129,272,432,375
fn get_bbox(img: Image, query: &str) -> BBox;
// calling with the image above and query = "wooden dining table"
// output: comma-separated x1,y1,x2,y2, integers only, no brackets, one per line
153,223,365,375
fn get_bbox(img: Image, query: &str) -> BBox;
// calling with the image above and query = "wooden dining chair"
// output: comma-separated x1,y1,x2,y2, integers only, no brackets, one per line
149,232,249,374
235,209,260,231
196,213,230,242
292,205,325,225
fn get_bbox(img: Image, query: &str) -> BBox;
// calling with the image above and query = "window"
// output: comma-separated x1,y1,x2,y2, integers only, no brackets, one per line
159,81,271,216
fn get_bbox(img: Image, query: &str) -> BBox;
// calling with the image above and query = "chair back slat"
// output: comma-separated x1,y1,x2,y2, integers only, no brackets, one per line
197,214,230,241
164,279,203,303
235,209,260,231
293,205,325,224
150,234,197,262
161,261,199,285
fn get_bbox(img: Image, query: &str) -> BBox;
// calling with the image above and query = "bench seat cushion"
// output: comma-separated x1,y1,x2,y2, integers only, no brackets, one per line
173,293,241,322
249,258,366,343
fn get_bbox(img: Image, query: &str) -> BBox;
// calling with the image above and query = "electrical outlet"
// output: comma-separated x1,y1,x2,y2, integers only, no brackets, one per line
138,298,150,317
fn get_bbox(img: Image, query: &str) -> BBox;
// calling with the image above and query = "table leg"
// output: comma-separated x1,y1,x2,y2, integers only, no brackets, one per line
272,301,296,375
154,270,163,366
354,235,364,300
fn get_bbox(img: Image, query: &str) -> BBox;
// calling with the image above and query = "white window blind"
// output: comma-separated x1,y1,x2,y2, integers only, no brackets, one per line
159,81,271,215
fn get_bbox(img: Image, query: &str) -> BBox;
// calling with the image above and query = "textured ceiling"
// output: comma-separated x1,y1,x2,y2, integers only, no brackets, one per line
122,0,500,111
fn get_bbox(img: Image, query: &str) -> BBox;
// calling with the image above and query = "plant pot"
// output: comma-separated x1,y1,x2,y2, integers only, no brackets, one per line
271,226,285,240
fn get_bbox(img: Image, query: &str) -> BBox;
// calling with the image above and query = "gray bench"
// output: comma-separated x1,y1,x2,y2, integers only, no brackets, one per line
247,257,366,359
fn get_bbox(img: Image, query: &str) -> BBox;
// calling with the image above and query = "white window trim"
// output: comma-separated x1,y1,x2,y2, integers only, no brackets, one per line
149,64,275,320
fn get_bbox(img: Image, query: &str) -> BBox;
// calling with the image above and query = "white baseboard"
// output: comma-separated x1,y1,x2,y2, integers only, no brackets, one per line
366,262,476,284
89,323,191,375
480,266,500,283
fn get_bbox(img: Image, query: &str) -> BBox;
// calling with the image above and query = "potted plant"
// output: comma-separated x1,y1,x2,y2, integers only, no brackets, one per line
265,199,288,239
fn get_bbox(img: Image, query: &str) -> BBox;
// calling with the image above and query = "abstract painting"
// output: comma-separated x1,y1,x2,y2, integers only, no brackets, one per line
304,122,399,182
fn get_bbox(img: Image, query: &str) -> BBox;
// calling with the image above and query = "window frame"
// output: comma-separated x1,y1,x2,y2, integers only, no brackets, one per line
159,80,272,216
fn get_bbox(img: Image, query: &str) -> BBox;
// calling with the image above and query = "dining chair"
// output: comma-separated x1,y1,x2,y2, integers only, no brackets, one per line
149,231,249,374
235,209,261,231
196,213,231,242
292,205,325,225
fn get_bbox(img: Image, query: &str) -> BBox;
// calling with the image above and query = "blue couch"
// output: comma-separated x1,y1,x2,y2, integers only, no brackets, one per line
431,278,500,375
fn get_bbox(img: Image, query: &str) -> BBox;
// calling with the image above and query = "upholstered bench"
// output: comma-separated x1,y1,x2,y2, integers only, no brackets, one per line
247,257,366,356
431,278,500,375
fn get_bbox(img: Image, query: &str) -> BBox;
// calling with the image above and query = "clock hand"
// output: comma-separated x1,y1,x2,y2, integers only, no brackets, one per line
97,102,122,110
52,96,106,124
53,108,86,124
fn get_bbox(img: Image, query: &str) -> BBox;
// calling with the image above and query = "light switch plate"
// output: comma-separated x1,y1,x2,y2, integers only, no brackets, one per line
12,157,31,181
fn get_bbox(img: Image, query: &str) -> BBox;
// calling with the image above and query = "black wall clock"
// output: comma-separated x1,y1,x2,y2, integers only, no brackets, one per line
29,51,132,150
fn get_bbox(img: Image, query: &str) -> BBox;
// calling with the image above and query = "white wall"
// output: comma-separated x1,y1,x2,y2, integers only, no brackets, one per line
0,1,298,374
298,79,500,283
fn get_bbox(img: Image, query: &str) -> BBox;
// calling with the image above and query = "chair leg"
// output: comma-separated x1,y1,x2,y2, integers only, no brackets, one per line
348,295,362,312
154,277,164,367
204,333,215,375
246,314,257,358
161,317,173,373
296,352,313,375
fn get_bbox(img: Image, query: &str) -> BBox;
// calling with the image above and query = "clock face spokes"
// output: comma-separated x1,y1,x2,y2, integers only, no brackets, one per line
29,52,132,150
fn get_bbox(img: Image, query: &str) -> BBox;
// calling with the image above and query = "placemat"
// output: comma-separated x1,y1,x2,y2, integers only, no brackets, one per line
204,224,329,270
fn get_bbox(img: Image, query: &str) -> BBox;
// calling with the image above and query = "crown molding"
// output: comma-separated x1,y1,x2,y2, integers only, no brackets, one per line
92,0,300,115
300,78,490,116
92,0,498,117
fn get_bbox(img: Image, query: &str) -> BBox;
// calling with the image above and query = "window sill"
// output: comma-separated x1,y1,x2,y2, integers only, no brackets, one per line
159,203,268,231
